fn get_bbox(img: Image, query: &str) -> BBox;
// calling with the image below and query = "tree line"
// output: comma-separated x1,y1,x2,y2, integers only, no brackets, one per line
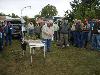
0,0,99,22
0,12,19,18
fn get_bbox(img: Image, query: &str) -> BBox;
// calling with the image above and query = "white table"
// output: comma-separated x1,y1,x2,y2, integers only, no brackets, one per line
26,40,45,63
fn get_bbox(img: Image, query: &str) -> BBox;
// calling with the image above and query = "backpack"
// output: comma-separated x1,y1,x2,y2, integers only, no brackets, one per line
60,23,69,34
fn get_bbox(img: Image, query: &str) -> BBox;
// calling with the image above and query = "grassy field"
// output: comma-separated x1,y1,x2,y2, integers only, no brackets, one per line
0,39,100,75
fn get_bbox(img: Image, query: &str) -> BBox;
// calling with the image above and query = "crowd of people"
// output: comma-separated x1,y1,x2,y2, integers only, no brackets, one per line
25,18,100,52
70,19,100,50
0,18,100,52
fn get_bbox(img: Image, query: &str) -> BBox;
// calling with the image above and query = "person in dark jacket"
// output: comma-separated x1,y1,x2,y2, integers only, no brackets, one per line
60,20,70,48
91,19,100,50
4,22,13,46
82,19,90,48
74,20,83,48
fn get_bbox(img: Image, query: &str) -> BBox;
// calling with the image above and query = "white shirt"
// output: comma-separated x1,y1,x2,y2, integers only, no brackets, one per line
42,25,54,39
53,23,59,31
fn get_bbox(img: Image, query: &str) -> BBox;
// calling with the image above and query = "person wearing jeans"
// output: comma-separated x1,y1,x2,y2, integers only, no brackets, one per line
42,20,54,52
60,20,70,48
4,22,13,46
53,21,59,41
74,20,83,48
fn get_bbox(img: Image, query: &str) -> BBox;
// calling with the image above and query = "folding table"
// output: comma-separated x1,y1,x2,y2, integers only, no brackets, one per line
26,40,46,63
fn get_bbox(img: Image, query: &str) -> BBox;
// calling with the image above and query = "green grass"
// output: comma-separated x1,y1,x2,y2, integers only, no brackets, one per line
0,39,100,75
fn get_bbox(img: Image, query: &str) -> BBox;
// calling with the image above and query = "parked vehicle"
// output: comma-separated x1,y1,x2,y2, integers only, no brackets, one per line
5,18,25,38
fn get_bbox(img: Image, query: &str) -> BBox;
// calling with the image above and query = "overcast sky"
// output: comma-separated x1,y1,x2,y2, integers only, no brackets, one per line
0,0,73,18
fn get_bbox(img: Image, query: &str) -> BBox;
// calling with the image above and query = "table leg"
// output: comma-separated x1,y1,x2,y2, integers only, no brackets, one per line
31,55,32,63
44,46,45,58
33,48,35,54
30,47,32,63
30,47,31,54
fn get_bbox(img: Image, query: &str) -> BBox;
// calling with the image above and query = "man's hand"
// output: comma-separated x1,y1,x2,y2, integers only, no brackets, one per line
47,32,52,36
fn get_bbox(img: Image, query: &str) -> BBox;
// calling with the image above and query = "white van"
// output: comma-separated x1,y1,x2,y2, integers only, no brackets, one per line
5,18,26,38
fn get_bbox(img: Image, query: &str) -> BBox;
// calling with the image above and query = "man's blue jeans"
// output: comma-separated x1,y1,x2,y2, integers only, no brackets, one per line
96,35,100,50
0,37,3,50
82,32,89,48
91,34,97,49
5,34,12,45
74,31,82,48
91,34,100,50
42,39,51,51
